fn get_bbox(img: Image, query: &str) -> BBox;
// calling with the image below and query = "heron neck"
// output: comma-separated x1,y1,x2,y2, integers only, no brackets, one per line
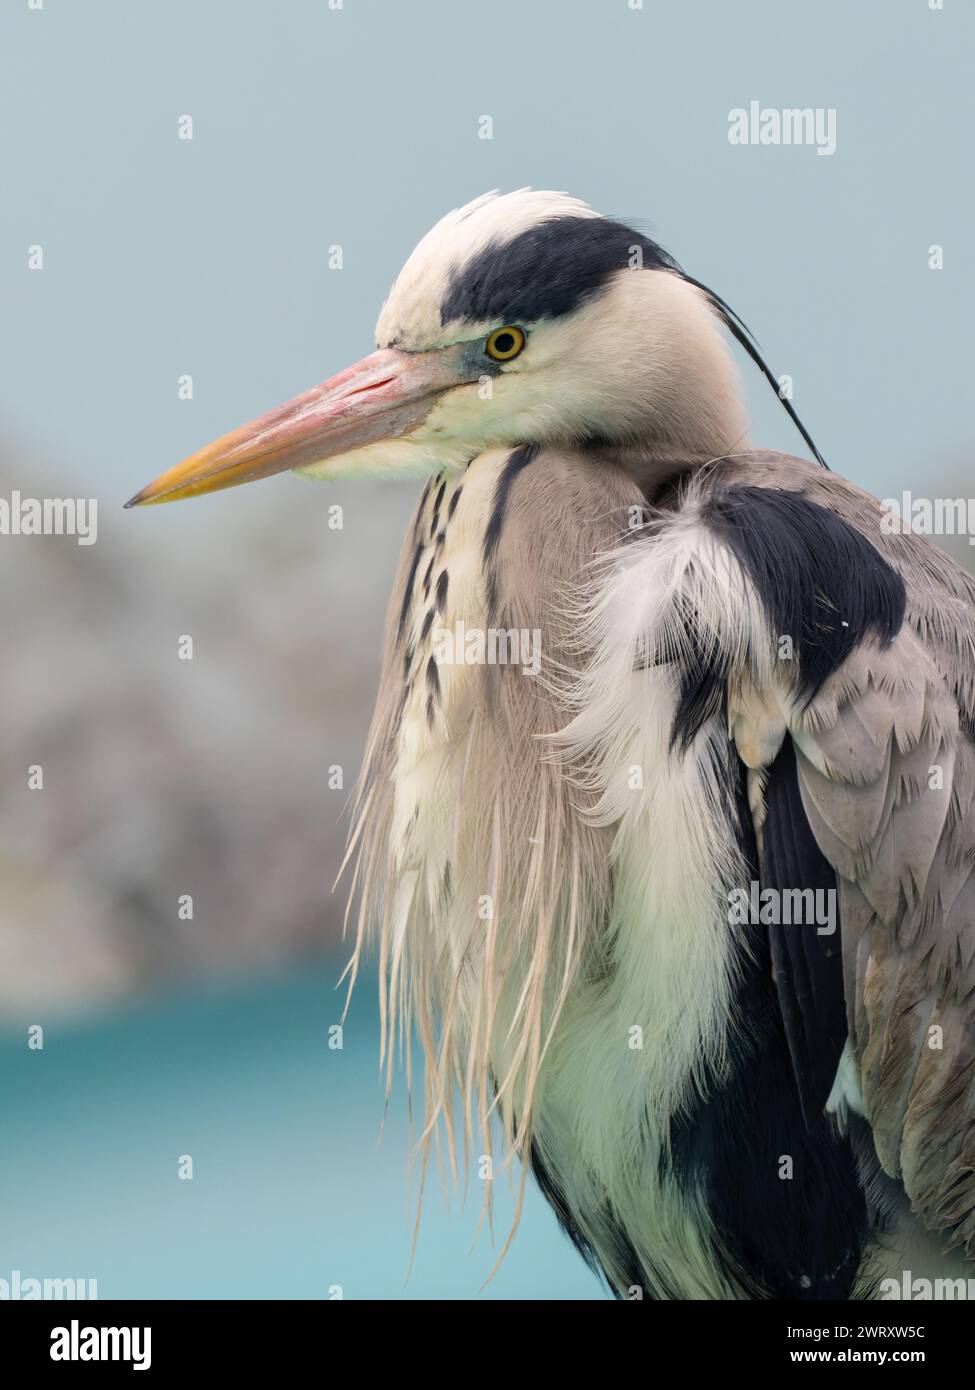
594,273,752,484
583,400,751,492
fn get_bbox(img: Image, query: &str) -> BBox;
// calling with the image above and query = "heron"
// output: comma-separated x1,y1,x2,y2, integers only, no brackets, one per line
128,190,975,1300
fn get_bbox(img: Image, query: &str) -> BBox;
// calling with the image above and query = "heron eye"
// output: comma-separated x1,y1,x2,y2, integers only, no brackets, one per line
485,326,526,362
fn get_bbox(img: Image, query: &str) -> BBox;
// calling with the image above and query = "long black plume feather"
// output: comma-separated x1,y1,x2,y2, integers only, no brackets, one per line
681,274,828,469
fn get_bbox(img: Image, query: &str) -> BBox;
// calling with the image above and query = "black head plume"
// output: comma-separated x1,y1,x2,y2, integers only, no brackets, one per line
680,273,828,469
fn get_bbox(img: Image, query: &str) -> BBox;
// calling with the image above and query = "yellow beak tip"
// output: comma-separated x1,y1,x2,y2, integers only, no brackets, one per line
123,489,157,509
124,480,196,508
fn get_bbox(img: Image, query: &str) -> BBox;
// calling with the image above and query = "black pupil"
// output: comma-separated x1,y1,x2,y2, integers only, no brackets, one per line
493,332,515,354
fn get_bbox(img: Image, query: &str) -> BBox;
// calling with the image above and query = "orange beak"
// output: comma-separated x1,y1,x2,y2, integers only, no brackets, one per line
124,346,463,507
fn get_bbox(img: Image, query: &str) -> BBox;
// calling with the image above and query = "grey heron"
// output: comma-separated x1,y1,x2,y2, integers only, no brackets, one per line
128,190,975,1300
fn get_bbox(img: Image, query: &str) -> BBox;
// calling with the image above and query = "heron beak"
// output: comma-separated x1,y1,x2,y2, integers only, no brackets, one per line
124,347,460,507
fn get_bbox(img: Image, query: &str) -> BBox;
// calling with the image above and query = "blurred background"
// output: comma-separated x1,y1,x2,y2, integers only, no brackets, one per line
0,0,971,1299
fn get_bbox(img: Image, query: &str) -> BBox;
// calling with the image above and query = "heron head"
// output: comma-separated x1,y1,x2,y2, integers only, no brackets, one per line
127,189,815,508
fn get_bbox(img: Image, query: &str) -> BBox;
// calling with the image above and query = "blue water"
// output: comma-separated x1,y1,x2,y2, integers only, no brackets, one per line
0,964,605,1300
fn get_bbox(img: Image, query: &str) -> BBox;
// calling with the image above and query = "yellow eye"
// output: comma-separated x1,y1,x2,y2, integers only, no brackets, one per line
485,326,526,361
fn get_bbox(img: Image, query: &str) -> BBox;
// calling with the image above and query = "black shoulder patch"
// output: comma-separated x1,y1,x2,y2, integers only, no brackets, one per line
668,753,868,1299
441,217,676,327
762,737,848,1129
703,486,906,700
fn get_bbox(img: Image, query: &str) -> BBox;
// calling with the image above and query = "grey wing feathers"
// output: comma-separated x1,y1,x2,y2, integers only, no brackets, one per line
723,453,975,1256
